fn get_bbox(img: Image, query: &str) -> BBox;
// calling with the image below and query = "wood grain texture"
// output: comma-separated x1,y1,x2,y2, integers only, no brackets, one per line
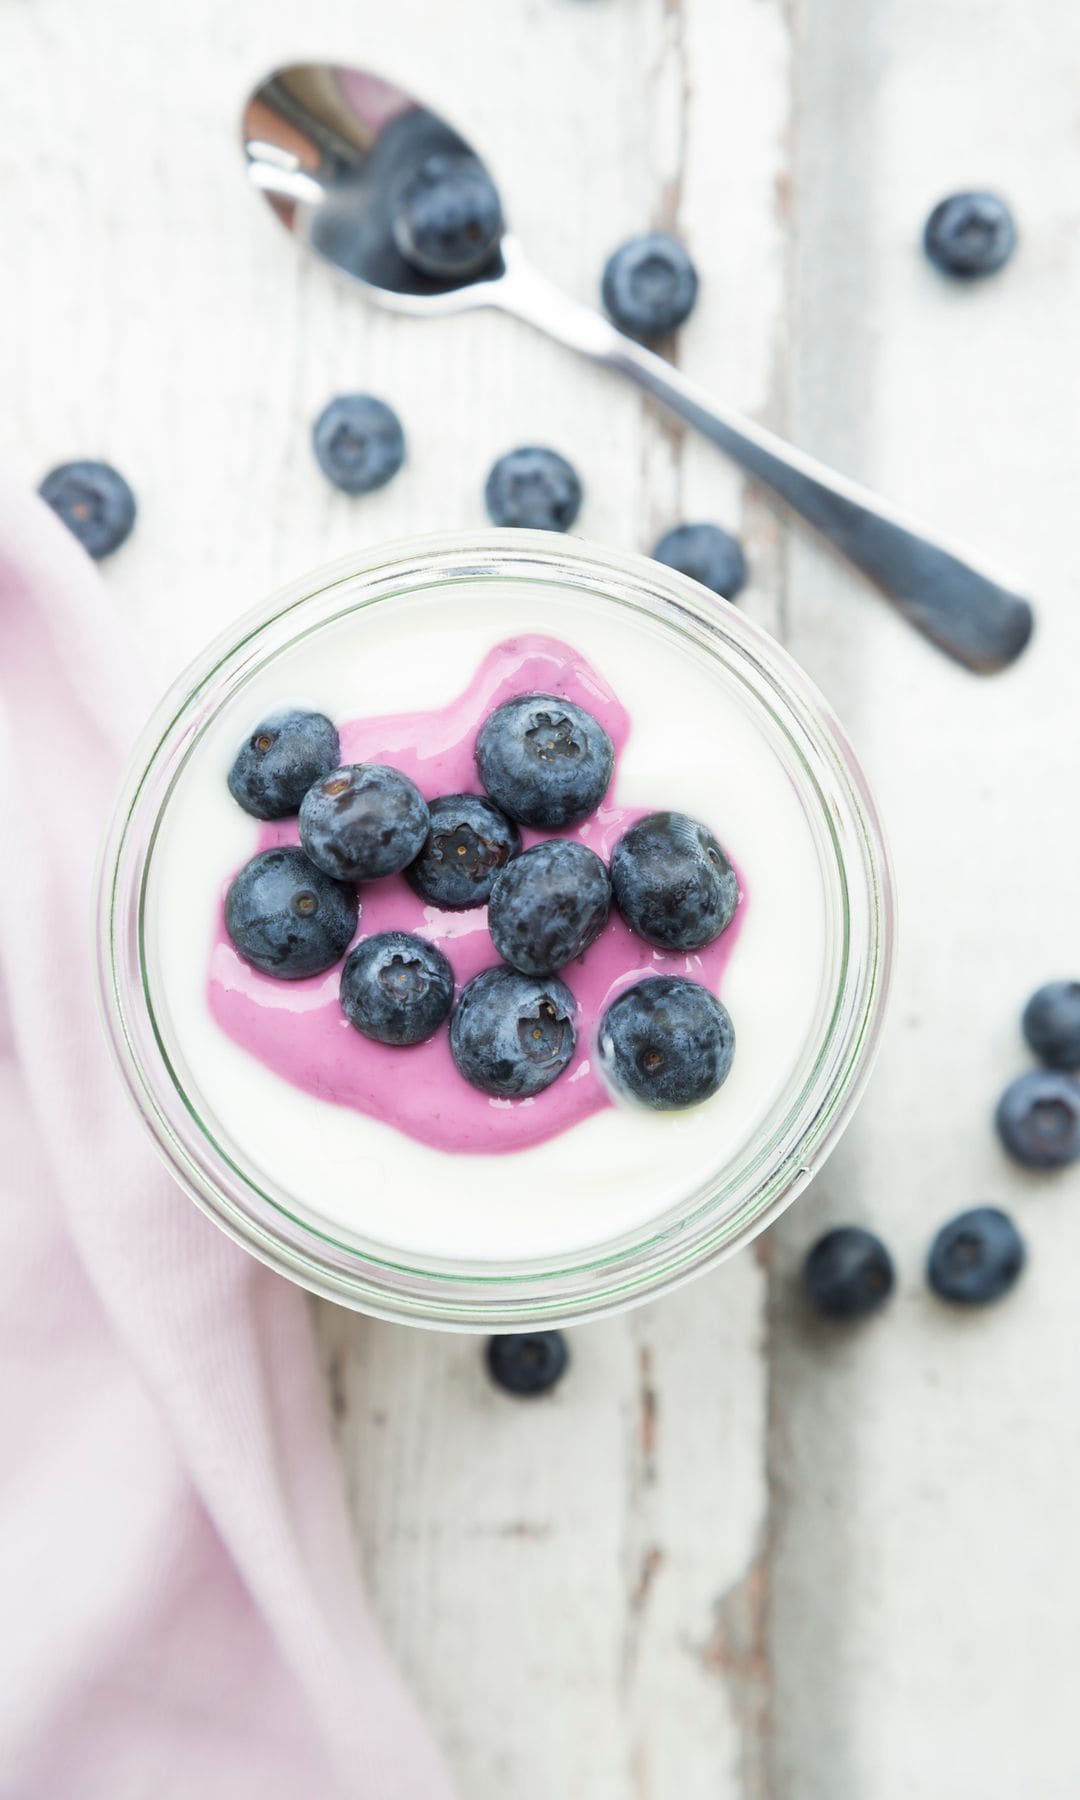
4,0,1079,1794
770,1,1080,1795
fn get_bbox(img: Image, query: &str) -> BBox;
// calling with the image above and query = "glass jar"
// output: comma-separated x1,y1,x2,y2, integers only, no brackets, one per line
97,531,894,1329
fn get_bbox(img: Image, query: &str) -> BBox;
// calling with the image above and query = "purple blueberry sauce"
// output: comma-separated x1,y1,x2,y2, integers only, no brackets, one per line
208,635,745,1154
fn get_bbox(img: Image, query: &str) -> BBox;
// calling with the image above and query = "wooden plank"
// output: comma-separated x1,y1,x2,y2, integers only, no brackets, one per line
771,0,1080,1794
312,1,793,1792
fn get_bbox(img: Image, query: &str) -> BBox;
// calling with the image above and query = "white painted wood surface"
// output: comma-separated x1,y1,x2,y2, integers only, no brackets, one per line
2,0,1079,1794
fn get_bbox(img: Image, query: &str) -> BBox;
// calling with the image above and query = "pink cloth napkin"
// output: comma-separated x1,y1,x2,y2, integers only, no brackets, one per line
0,479,454,1800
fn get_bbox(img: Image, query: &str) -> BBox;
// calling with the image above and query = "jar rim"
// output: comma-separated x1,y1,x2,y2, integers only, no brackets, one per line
97,529,895,1329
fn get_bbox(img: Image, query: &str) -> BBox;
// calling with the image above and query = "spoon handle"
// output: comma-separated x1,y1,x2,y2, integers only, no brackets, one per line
497,263,1033,673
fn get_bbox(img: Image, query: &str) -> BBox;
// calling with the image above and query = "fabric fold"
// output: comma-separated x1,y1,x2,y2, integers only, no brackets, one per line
0,479,452,1800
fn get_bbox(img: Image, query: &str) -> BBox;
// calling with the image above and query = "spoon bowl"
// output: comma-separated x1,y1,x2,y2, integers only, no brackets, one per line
243,63,509,313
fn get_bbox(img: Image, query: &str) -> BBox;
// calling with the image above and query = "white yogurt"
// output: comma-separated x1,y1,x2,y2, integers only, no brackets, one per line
145,578,827,1263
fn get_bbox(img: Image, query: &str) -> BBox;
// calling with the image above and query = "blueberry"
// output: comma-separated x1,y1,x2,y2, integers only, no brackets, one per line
299,764,430,883
995,1068,1080,1169
923,191,1017,278
450,967,577,1097
1022,981,1080,1071
484,447,583,532
598,976,734,1111
340,931,454,1046
486,1331,568,1397
488,840,611,976
38,460,136,559
927,1207,1025,1306
475,693,614,829
802,1227,895,1321
406,793,521,910
390,152,503,279
227,709,340,821
312,395,405,494
225,847,358,980
611,812,738,952
652,522,748,601
601,233,699,340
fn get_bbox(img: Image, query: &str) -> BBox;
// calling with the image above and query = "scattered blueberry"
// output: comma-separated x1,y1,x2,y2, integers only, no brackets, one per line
38,460,136,559
406,793,521,910
927,1207,1025,1306
450,966,577,1097
227,709,340,821
601,233,699,340
803,1227,895,1321
475,692,614,829
995,1068,1080,1169
923,191,1017,278
486,1331,569,1397
611,812,738,951
299,764,430,883
484,447,583,532
652,522,748,601
1022,981,1080,1071
312,395,405,494
488,840,611,976
598,976,734,1111
390,152,503,279
225,847,358,980
340,931,454,1046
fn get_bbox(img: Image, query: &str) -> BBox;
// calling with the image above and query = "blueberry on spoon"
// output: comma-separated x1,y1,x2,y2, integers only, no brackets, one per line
391,152,503,279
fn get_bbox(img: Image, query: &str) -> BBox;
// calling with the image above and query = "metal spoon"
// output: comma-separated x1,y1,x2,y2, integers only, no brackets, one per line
242,62,1034,673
